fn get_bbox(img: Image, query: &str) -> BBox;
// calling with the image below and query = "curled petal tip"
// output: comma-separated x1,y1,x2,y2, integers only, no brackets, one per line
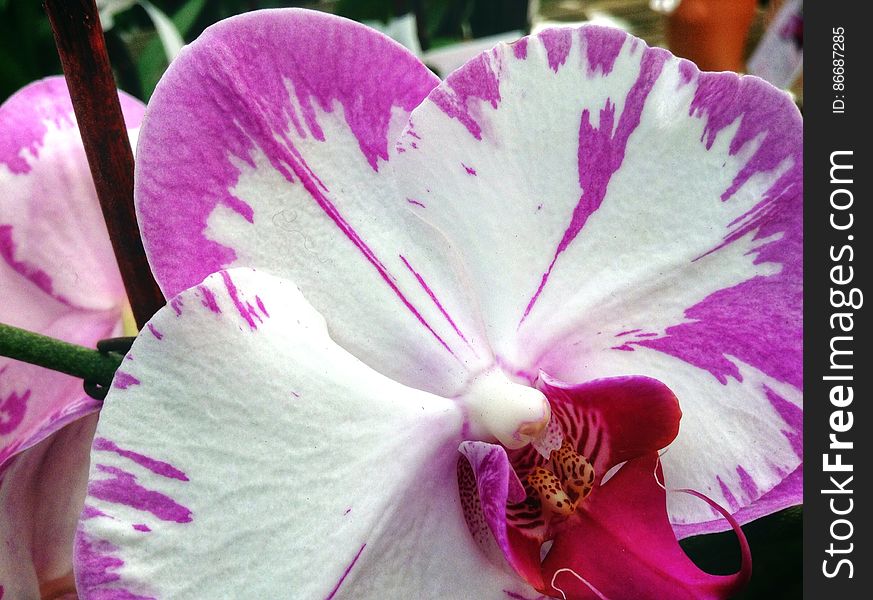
677,487,753,595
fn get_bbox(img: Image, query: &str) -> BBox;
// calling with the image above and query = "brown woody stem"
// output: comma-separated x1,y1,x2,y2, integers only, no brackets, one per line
44,0,165,329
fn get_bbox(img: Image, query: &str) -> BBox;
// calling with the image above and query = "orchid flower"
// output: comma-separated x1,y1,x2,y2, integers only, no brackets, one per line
73,9,801,599
747,0,803,90
0,77,144,598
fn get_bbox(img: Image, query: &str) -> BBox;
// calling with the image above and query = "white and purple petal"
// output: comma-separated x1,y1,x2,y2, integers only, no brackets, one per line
0,75,143,472
392,26,802,528
135,9,490,397
0,76,141,464
1,76,143,597
0,415,98,598
0,76,143,309
75,268,535,599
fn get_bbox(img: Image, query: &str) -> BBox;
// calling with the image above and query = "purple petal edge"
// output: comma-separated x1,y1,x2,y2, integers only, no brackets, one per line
673,466,802,538
0,76,144,174
135,9,439,299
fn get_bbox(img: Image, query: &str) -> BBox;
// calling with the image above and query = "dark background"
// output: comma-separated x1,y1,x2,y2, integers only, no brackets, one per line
804,1,870,598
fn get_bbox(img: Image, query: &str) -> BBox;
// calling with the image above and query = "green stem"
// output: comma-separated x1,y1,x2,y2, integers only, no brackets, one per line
0,322,122,387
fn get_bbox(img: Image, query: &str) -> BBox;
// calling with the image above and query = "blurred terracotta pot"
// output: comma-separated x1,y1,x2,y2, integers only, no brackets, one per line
666,0,758,72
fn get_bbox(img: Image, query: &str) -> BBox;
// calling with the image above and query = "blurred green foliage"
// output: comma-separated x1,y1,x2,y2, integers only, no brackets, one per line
337,0,528,49
1,0,528,102
1,0,310,102
1,0,63,101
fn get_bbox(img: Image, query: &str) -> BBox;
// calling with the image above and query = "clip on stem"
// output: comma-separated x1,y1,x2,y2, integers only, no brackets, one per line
84,336,137,400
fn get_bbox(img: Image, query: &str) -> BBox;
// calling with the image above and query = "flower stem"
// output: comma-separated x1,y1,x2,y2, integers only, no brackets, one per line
44,0,165,329
0,322,122,391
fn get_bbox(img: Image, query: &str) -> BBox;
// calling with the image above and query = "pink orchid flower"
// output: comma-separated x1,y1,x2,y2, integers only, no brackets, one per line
0,77,144,599
73,9,801,599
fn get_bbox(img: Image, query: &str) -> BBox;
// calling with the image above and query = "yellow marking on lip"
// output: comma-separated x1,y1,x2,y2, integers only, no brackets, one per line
551,440,596,500
527,467,576,516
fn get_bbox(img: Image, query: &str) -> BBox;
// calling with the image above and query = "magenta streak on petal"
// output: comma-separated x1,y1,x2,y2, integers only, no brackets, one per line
198,284,221,314
324,543,366,600
399,254,471,346
717,476,740,512
74,532,122,587
539,27,573,72
285,94,307,139
146,323,163,340
132,524,151,532
0,388,28,435
522,48,668,323
220,270,259,330
494,355,537,385
638,74,802,388
737,466,760,500
113,371,140,390
136,11,439,299
75,529,156,599
0,225,67,303
615,328,642,337
269,155,459,354
93,437,189,481
512,38,529,59
765,387,802,456
678,60,696,86
610,344,635,352
583,26,626,75
82,504,108,520
255,295,269,317
170,296,183,316
406,198,426,208
430,52,501,140
504,592,549,600
462,163,478,175
674,467,802,538
213,97,456,355
90,464,192,522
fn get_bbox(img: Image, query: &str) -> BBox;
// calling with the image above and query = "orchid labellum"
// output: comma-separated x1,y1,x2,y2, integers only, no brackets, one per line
70,9,800,599
0,77,144,598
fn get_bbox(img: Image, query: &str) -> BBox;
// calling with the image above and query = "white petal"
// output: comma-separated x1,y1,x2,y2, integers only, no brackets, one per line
75,268,532,599
392,26,802,525
135,10,490,396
